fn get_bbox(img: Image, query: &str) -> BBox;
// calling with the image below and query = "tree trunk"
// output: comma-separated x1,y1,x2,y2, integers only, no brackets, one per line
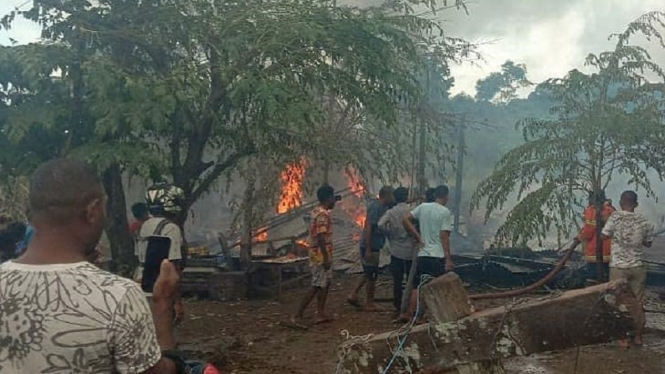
102,163,136,277
323,159,330,184
240,174,256,270
339,281,637,373
594,197,605,281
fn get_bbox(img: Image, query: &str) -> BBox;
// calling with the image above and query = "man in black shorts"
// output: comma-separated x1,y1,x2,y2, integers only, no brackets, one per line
402,185,454,320
348,186,393,312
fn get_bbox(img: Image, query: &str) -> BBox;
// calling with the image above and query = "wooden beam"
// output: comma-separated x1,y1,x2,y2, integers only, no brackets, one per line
336,280,636,374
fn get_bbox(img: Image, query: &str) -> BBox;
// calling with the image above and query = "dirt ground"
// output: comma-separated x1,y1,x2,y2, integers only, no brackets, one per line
177,276,665,374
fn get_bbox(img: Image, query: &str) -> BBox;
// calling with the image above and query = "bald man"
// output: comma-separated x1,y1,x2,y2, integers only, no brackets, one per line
0,159,180,374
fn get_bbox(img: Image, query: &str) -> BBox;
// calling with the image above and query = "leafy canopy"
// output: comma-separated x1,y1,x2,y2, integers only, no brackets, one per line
471,11,665,246
0,0,475,222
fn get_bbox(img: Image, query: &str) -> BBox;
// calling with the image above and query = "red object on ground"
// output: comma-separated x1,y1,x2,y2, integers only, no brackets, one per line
203,364,222,374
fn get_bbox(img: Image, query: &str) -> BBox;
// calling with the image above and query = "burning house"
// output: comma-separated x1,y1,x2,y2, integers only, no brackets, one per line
181,159,390,300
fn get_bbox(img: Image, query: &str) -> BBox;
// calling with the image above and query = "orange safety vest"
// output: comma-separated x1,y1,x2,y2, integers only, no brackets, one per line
577,205,614,263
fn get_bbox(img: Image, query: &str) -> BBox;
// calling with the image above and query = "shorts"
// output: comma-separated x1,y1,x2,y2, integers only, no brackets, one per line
416,256,445,284
584,262,610,281
311,264,333,288
610,266,647,301
361,248,381,281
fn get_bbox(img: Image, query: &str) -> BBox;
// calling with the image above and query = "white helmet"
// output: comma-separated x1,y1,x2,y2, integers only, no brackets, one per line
146,183,184,214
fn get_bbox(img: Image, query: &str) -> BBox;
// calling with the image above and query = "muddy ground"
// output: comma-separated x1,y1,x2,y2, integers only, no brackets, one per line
178,276,665,374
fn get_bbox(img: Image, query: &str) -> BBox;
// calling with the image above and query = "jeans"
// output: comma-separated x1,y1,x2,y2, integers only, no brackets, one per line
390,255,412,311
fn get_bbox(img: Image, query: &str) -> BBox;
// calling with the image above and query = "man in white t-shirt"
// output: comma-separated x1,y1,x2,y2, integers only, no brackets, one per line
601,190,654,348
401,185,455,320
0,159,180,374
136,183,186,324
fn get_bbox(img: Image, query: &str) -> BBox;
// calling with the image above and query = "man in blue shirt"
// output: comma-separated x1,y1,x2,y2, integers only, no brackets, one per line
348,186,393,312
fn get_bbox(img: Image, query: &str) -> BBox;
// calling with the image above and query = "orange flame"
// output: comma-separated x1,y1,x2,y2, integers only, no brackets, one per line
254,227,268,242
341,166,367,230
344,166,366,197
277,158,308,214
352,207,366,228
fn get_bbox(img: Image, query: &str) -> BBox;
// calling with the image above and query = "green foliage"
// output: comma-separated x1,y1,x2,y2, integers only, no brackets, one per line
0,0,474,228
475,60,531,103
471,12,665,246
0,176,28,221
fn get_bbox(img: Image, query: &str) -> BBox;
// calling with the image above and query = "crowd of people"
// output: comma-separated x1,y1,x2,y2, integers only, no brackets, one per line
291,183,456,327
0,158,657,373
291,182,655,351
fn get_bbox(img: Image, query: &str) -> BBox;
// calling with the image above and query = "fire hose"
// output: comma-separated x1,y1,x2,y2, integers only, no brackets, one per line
469,242,577,300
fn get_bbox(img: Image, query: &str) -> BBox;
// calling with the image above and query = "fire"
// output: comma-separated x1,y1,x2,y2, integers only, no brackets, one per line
277,158,308,214
254,227,268,242
352,207,366,228
342,166,367,229
344,166,366,197
296,239,308,247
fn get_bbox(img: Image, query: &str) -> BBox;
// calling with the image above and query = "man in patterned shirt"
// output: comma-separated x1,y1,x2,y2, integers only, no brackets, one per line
291,184,338,328
0,159,180,374
602,190,654,348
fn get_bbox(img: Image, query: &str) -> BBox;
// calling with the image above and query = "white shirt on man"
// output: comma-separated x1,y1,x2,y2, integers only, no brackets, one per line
410,202,453,258
136,217,183,263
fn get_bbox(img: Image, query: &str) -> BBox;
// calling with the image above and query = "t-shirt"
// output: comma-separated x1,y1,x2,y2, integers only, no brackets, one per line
308,206,333,266
136,217,183,263
602,210,654,269
359,200,389,252
378,202,417,260
410,202,453,258
0,261,161,374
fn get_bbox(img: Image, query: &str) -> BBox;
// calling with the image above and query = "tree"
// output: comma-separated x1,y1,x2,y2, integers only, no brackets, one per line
74,0,474,216
0,0,474,272
471,12,665,249
475,60,531,103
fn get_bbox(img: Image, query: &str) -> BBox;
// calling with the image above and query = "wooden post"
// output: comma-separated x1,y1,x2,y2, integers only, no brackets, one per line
420,273,472,323
453,116,465,234
420,273,500,374
417,70,430,197
240,175,256,270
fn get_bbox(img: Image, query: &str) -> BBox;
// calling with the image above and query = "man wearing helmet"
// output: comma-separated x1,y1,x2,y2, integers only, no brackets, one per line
137,182,187,325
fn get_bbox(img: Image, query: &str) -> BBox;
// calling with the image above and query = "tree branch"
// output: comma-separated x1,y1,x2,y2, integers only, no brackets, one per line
188,146,256,207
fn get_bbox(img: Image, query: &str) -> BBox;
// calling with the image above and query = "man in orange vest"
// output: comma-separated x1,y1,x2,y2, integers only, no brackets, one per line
566,191,615,280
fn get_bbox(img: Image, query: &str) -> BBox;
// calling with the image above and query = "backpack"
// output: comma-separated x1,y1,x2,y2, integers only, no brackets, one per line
140,219,187,292
151,218,188,268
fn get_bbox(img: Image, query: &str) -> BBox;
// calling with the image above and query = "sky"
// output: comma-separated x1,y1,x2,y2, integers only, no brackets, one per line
1,0,664,96
443,0,665,96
